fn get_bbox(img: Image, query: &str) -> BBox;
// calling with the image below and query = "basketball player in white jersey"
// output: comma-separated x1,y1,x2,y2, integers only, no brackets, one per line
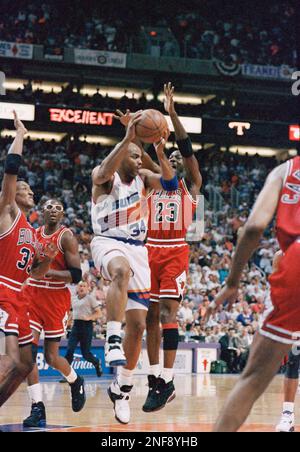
91,112,178,424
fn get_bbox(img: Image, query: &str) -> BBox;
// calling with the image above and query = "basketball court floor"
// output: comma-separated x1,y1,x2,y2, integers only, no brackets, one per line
1,374,299,432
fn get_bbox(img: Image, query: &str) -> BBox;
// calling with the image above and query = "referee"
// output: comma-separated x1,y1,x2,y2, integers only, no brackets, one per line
65,281,103,377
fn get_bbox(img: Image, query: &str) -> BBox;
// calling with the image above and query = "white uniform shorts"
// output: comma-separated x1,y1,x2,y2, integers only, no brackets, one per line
91,236,151,311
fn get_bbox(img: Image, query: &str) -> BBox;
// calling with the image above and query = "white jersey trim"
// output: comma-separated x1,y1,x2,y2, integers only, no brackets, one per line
0,209,21,240
181,178,198,205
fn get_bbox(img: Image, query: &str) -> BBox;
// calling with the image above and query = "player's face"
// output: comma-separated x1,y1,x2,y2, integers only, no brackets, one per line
122,145,142,179
43,200,64,226
15,182,35,210
169,151,184,173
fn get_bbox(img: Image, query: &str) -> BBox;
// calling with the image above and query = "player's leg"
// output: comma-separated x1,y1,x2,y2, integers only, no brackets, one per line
213,333,291,432
79,321,102,377
23,330,46,427
276,349,300,432
145,301,161,406
44,338,86,412
144,297,178,412
105,255,131,366
0,335,33,406
108,308,147,424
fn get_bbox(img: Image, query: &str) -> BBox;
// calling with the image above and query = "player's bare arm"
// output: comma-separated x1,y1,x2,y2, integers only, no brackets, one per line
45,232,82,284
139,135,177,192
0,111,28,233
207,162,287,317
92,112,142,202
164,82,202,199
30,241,59,280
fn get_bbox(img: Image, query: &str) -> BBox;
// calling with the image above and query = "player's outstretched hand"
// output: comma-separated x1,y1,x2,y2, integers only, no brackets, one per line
44,241,59,260
114,109,143,127
124,111,143,142
164,82,176,116
154,129,170,155
202,284,238,325
13,110,28,135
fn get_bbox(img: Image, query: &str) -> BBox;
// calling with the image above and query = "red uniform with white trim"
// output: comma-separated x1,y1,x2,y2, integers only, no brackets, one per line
147,179,197,302
22,225,72,340
0,209,36,346
261,157,300,345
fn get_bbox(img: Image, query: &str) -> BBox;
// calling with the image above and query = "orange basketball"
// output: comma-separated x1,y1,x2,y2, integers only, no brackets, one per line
135,109,169,144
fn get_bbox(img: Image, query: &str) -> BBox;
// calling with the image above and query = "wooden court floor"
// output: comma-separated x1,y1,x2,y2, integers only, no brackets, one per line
1,374,299,432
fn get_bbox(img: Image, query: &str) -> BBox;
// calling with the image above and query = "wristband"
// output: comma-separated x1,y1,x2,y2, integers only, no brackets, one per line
69,267,82,284
4,154,22,175
176,137,193,158
160,175,178,191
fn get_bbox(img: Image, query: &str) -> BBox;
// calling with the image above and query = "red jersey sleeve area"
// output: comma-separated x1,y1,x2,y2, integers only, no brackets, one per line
276,157,300,252
0,211,37,291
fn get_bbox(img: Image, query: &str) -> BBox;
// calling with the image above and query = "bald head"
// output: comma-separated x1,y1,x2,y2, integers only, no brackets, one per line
119,143,143,180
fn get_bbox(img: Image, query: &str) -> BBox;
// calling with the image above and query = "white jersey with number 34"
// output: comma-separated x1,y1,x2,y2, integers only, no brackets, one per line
91,172,148,241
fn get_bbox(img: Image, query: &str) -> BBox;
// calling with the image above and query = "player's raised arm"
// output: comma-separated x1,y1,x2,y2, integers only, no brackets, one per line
207,163,286,315
164,82,202,198
92,112,142,189
140,135,178,191
0,111,27,213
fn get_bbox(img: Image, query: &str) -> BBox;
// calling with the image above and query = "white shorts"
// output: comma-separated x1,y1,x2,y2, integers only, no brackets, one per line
91,236,151,312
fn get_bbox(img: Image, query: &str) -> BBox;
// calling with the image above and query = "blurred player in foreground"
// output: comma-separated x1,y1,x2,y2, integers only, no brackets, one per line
206,154,300,432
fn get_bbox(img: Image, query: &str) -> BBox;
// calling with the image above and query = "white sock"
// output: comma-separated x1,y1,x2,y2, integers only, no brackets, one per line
161,368,174,384
64,368,77,384
117,367,134,388
283,402,295,413
28,383,42,404
107,321,122,341
149,364,160,378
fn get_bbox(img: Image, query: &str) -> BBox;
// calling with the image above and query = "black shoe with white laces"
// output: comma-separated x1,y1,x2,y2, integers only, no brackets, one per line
142,377,175,412
23,402,46,428
105,335,127,367
70,375,86,412
142,375,159,412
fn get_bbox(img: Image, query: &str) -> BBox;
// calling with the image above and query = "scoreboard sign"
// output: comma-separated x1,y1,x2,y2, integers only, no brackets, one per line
289,125,300,142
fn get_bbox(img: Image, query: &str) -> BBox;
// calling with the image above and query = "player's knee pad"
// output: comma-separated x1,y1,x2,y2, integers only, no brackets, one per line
162,324,179,351
286,350,300,379
31,343,38,364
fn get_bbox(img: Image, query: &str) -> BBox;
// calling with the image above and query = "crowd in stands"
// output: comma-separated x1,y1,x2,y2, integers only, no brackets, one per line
0,0,297,66
0,134,281,372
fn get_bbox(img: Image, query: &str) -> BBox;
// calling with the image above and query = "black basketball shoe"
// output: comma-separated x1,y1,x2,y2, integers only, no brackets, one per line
142,377,175,412
23,402,46,428
70,375,86,412
142,375,159,412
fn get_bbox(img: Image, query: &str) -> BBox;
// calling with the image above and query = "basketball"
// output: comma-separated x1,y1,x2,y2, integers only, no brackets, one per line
135,109,169,144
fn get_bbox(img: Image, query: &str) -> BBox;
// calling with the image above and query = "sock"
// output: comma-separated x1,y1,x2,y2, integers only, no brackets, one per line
117,367,134,388
283,402,295,413
149,364,160,378
161,368,174,384
107,321,122,341
28,383,42,404
64,368,78,384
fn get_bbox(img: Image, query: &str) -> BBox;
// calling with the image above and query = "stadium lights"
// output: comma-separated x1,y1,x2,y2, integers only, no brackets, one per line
78,135,119,145
165,116,202,134
1,130,66,142
228,146,297,158
158,93,215,105
79,86,154,100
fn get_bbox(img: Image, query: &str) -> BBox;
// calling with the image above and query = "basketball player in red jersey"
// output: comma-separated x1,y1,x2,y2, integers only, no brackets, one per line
22,198,85,427
0,112,57,408
143,83,202,411
114,85,202,411
205,153,300,432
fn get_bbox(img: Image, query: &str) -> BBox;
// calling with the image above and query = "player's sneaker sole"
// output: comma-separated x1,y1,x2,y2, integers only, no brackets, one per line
105,359,127,367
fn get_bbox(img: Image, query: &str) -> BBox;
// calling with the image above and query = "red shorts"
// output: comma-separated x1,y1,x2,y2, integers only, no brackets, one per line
261,241,300,345
22,285,71,340
0,284,33,346
147,245,189,302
